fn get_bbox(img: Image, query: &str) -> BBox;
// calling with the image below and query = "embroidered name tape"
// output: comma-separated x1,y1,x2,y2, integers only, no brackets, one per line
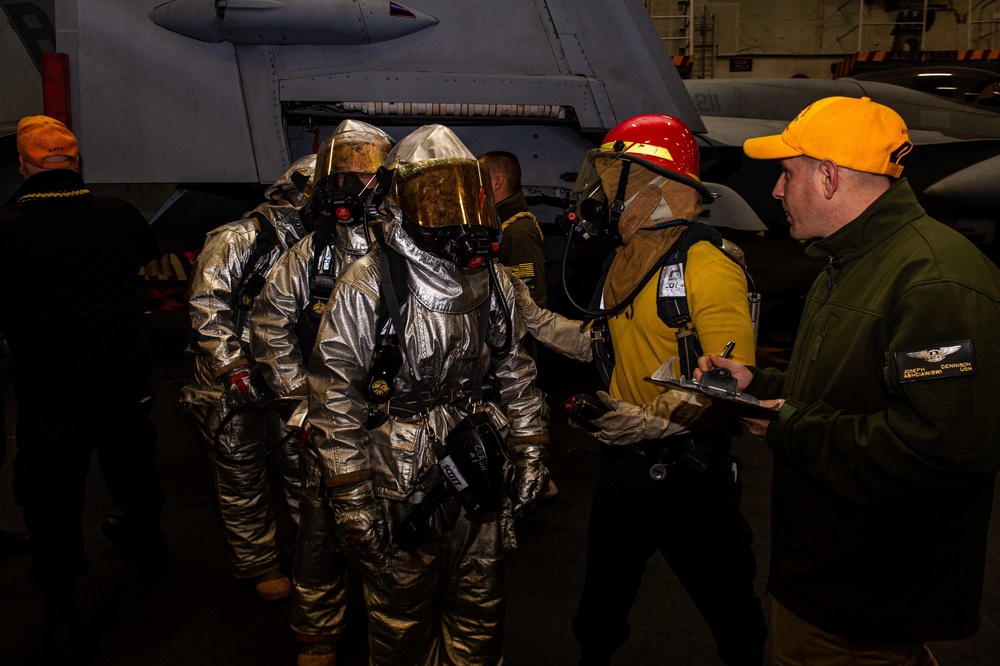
895,339,976,383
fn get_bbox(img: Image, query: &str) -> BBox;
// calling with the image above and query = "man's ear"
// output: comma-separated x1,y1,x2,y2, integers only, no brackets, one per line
493,172,505,195
819,159,839,200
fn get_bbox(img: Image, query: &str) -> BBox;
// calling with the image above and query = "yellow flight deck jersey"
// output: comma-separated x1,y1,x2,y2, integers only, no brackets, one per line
608,241,755,407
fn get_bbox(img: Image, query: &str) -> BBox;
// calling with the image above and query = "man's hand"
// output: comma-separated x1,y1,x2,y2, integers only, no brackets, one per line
509,271,592,362
695,354,754,391
511,457,548,518
510,272,536,316
741,399,785,439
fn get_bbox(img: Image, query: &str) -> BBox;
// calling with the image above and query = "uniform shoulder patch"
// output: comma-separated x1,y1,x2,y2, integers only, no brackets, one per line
509,262,535,280
895,339,976,383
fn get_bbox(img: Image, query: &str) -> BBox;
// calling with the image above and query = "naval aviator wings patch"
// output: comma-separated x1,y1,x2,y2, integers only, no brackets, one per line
895,339,977,383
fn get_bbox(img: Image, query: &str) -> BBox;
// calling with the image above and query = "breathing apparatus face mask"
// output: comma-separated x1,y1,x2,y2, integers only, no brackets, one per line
555,177,612,244
391,158,499,270
313,123,393,224
406,222,499,270
555,147,619,244
312,172,379,225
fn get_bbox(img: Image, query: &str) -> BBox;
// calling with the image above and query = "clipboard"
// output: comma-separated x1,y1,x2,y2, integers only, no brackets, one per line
643,357,780,420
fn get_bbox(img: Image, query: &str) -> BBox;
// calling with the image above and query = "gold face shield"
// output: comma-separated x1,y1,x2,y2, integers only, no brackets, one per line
315,134,392,185
390,158,497,230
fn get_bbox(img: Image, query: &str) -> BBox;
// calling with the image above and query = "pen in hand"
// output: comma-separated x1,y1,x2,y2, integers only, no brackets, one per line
720,341,735,360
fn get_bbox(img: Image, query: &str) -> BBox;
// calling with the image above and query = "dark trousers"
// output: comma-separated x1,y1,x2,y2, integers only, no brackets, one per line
573,448,767,665
11,394,165,591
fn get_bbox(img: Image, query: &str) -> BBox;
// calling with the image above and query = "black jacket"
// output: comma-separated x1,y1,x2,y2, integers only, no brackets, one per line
496,191,547,309
0,169,159,399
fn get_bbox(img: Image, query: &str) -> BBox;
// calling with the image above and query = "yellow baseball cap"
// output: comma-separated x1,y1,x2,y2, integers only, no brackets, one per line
743,96,913,178
16,115,79,168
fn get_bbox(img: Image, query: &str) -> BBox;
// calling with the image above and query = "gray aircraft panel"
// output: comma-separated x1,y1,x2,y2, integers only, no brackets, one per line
59,0,258,184
566,0,705,132
266,4,558,76
0,6,43,121
236,45,291,183
47,0,701,191
264,0,694,131
12,0,995,265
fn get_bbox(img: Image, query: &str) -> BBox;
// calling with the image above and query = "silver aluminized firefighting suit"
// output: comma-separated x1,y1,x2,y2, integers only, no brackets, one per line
251,217,373,395
250,120,393,655
249,216,373,644
305,209,547,665
182,157,315,581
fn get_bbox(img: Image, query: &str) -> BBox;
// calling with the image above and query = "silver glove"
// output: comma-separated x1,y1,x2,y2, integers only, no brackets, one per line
220,364,268,412
507,435,549,517
590,390,710,445
509,272,592,362
329,480,391,587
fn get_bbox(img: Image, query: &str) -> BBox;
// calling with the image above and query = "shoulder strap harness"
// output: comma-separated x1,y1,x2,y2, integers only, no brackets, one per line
591,223,753,386
365,245,492,428
234,210,278,314
307,215,338,309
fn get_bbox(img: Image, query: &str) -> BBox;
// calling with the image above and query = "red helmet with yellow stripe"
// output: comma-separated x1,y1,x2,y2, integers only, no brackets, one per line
599,113,713,202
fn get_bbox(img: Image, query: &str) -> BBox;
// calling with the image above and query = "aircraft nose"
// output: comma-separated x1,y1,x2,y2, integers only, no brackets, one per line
924,154,1000,218
149,0,224,43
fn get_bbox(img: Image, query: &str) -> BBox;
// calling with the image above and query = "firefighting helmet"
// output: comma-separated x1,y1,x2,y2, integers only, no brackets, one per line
385,124,499,269
596,113,713,203
264,153,317,209
311,120,395,223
